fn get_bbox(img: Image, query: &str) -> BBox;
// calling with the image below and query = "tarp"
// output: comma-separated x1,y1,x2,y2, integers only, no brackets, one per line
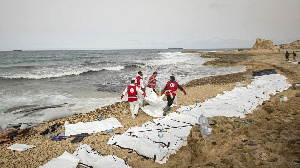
142,87,167,117
40,151,80,168
144,87,164,106
40,144,131,168
124,125,185,152
253,69,276,76
74,144,131,168
108,112,196,164
108,134,169,163
7,143,36,151
141,101,167,117
178,74,291,118
65,117,122,136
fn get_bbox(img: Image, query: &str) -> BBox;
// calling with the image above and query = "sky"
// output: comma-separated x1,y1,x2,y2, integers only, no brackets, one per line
0,0,299,50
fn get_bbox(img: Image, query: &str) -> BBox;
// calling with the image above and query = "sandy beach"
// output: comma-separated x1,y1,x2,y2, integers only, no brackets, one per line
0,49,299,168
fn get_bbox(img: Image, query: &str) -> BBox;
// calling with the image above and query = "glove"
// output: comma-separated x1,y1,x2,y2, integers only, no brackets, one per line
143,93,146,97
121,94,124,100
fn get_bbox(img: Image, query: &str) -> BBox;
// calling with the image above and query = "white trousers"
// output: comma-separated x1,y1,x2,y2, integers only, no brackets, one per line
129,101,140,118
137,95,144,107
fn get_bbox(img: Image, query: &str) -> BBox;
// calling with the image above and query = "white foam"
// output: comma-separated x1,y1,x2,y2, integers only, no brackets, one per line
102,65,125,71
0,91,120,129
145,52,197,67
1,65,125,79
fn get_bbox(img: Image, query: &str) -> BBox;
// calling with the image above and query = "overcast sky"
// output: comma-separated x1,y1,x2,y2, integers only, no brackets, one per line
0,0,299,50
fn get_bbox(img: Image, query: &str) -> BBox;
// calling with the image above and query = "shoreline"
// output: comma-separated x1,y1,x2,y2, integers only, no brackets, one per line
1,50,299,167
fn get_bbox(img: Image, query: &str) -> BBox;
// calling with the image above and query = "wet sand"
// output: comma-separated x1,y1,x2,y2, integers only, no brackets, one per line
0,50,299,168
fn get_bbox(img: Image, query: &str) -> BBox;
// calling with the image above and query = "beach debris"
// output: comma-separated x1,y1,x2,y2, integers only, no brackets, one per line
7,143,36,151
40,122,62,135
64,117,122,136
106,129,113,133
71,133,89,143
4,105,39,114
208,118,255,124
0,128,31,144
198,114,212,137
279,95,288,101
96,114,103,120
51,136,71,141
253,69,277,76
5,103,68,114
279,95,284,101
45,130,65,139
292,83,300,90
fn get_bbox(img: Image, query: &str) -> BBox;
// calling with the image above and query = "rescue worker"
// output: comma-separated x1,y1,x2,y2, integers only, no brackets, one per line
161,76,186,116
121,80,146,118
135,71,145,106
147,71,158,92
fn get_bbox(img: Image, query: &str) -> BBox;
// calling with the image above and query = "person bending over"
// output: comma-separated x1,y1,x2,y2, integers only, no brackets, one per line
161,76,186,116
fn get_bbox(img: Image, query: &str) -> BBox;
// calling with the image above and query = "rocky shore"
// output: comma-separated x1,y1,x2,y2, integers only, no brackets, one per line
0,49,299,168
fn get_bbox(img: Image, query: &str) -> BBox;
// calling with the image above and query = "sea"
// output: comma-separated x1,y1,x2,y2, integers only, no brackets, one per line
0,49,245,129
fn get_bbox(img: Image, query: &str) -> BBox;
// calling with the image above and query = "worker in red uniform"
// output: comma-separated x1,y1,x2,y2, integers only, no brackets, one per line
135,71,145,106
161,76,186,116
135,71,145,91
121,80,146,118
147,71,158,92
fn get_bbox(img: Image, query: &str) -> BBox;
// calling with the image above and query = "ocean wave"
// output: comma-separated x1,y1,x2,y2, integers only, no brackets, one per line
0,65,125,79
0,65,36,69
145,52,197,67
102,65,124,71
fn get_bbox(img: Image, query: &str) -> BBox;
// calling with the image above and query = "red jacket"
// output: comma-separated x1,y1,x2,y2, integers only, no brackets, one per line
127,85,138,102
147,75,157,88
136,76,142,88
166,81,178,97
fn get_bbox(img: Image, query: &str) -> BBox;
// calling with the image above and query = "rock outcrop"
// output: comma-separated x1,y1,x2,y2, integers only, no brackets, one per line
280,40,300,50
251,38,275,50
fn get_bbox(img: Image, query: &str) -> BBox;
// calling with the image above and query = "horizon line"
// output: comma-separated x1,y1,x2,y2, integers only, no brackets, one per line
0,47,250,52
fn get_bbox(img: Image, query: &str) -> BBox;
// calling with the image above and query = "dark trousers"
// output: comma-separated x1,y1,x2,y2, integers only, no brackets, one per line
167,95,175,107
